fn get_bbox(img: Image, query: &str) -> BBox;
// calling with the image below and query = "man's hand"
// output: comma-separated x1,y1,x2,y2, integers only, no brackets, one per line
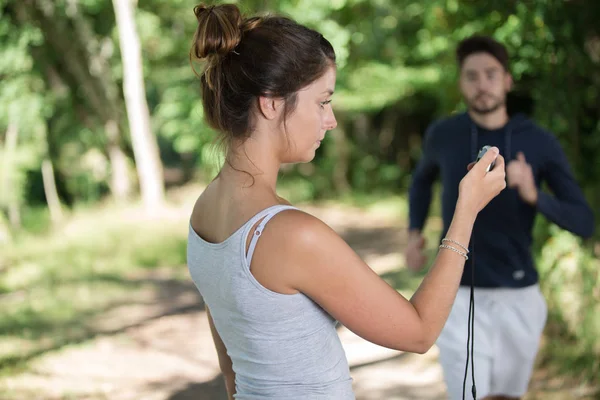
506,151,538,206
405,232,427,271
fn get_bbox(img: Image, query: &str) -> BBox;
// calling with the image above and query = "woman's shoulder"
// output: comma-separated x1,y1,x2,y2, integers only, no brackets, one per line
261,206,339,249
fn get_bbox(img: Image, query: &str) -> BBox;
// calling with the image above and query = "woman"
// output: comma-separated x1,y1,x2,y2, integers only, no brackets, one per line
186,3,506,399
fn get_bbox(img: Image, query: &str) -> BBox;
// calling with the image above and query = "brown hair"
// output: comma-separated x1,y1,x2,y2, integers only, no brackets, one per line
190,3,336,151
456,35,510,72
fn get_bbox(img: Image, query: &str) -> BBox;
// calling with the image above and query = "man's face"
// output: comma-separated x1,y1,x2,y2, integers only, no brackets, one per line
459,52,512,115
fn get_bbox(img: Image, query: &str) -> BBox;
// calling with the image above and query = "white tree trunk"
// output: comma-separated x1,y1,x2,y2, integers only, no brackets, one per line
1,121,20,230
112,0,164,210
0,213,11,245
41,158,63,224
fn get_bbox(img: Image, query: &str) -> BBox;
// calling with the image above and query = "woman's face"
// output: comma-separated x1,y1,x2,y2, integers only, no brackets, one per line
279,65,337,163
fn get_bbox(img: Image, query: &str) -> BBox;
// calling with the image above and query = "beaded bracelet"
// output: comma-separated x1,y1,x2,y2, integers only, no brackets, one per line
441,238,469,254
439,244,469,260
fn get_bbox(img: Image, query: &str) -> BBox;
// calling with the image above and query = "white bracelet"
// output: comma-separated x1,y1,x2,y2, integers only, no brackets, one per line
441,238,469,254
439,244,469,260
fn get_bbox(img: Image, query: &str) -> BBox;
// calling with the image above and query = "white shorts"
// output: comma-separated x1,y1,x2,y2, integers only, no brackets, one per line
436,284,547,399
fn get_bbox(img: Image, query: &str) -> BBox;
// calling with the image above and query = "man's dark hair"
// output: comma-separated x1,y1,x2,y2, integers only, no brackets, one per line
456,35,510,71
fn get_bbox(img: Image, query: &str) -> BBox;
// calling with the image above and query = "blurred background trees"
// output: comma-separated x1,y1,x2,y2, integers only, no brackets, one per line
2,0,598,222
0,0,598,386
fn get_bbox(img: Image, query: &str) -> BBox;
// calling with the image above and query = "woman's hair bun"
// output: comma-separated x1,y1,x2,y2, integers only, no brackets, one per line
191,3,243,60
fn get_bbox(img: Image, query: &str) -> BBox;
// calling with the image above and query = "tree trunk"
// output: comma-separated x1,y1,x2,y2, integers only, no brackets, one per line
15,0,134,202
1,121,20,229
112,0,164,210
41,158,63,224
8,202,21,229
66,0,133,202
105,120,132,201
0,213,11,245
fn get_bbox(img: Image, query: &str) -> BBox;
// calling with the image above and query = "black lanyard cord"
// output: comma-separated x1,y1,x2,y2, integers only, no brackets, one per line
462,234,477,400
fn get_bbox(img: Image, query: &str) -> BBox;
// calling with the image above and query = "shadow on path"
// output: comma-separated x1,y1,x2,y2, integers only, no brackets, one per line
167,374,228,400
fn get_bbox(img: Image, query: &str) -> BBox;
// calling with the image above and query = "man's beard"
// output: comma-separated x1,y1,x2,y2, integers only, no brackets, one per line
467,92,505,115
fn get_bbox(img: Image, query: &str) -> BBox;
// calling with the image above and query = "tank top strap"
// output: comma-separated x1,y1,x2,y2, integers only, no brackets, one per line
244,204,298,266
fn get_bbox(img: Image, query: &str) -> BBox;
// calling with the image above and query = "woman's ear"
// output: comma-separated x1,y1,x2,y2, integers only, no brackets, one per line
258,96,284,120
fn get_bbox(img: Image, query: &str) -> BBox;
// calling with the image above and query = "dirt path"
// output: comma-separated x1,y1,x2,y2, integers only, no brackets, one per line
0,200,595,399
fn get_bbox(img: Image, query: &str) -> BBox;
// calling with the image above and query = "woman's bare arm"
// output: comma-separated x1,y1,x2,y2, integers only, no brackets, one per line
269,204,474,353
207,308,236,399
250,151,505,353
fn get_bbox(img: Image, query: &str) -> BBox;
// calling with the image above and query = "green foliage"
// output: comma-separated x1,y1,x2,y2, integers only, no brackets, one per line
0,13,50,214
0,0,598,208
535,223,600,380
18,206,52,236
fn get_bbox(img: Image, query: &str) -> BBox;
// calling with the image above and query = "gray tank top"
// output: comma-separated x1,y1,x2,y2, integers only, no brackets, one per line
187,204,354,399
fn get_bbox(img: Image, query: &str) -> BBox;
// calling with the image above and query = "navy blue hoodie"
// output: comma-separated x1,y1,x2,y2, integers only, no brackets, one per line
408,112,595,288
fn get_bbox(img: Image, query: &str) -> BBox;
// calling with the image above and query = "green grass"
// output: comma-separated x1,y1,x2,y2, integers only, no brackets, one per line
0,202,190,375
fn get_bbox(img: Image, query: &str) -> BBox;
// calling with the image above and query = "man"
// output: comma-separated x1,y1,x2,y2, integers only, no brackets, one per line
406,35,594,400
